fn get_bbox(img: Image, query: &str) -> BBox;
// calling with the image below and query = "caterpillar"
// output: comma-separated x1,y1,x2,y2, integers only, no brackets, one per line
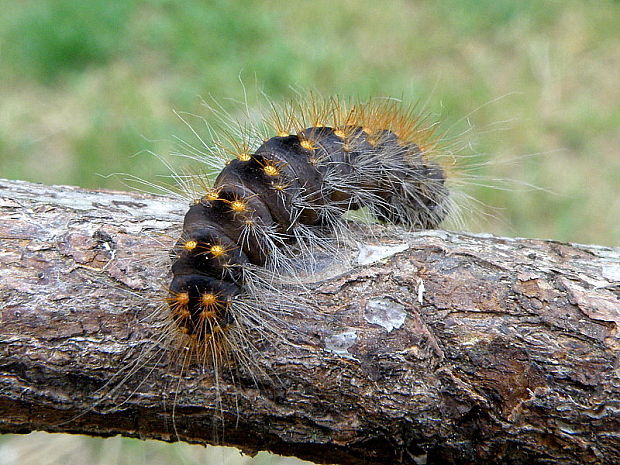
163,96,453,373
61,93,518,465
62,92,540,465
77,94,468,442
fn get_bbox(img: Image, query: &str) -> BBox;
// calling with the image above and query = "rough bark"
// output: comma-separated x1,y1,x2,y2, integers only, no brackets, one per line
0,177,619,465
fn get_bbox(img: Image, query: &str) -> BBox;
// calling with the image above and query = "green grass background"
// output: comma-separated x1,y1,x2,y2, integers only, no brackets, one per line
1,0,619,246
0,0,618,463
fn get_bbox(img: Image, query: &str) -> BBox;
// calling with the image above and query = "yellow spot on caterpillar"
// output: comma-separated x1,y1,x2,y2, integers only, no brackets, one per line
219,134,254,164
166,291,186,309
183,240,198,251
342,142,352,152
209,244,226,257
176,292,190,306
257,157,285,178
237,152,252,162
200,292,219,307
276,131,289,137
204,189,220,202
178,308,191,319
178,326,189,334
230,199,247,212
333,129,346,139
263,164,280,176
299,137,316,151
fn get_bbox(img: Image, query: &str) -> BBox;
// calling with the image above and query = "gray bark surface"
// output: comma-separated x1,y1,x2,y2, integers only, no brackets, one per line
0,178,619,465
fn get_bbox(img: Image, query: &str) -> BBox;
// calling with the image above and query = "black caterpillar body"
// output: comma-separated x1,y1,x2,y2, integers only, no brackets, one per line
167,121,449,342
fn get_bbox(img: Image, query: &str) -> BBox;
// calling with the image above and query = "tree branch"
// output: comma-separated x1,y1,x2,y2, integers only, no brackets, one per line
0,178,619,465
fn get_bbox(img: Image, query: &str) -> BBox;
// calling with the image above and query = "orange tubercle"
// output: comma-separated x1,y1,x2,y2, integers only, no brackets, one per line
200,292,220,307
209,244,227,257
183,240,198,252
237,152,252,162
262,163,280,177
299,137,316,151
229,198,248,213
203,189,220,202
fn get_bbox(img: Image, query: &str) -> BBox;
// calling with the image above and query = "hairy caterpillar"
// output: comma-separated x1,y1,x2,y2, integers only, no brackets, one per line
163,96,452,375
80,94,473,443
50,92,544,465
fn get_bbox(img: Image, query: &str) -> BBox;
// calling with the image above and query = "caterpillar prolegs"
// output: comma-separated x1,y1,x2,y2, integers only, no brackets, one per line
166,98,451,359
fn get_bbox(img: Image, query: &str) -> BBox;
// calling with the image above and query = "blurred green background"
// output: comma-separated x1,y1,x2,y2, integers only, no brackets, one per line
0,0,618,463
1,0,619,246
